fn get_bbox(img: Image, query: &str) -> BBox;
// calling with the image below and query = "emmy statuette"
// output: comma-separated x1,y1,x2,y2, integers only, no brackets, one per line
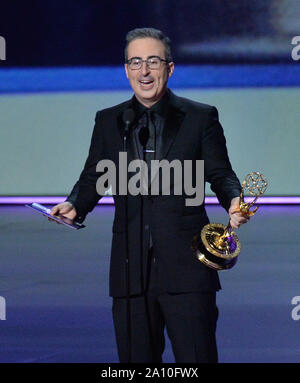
192,172,267,270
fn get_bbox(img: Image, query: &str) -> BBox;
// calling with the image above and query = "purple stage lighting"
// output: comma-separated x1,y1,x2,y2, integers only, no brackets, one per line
0,196,300,205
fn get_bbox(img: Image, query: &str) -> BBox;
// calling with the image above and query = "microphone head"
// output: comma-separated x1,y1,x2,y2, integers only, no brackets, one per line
123,109,135,125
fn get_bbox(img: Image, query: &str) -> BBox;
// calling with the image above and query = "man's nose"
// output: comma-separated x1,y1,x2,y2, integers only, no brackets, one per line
141,61,150,75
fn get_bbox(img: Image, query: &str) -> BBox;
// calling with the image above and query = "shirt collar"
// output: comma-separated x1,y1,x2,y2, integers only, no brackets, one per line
132,89,170,120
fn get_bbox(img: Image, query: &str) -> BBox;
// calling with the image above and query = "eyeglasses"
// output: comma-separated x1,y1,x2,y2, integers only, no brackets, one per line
126,56,168,70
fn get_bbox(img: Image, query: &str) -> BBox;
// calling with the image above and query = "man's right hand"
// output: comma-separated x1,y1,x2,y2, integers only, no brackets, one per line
48,201,77,224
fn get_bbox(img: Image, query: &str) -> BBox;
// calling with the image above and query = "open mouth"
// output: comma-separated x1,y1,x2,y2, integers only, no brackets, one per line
139,79,154,89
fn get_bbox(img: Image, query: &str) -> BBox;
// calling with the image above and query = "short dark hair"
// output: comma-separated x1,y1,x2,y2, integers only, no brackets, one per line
124,27,173,63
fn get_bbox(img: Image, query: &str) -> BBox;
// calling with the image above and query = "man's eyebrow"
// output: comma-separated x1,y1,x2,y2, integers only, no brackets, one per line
128,55,161,60
147,55,161,59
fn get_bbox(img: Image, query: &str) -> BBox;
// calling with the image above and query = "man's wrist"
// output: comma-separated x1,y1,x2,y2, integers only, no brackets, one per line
65,199,86,223
230,196,240,204
66,200,75,208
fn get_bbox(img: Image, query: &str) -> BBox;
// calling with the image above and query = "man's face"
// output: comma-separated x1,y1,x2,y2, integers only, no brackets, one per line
125,38,174,107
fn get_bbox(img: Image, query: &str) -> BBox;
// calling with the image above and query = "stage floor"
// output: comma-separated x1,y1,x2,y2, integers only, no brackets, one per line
0,205,299,363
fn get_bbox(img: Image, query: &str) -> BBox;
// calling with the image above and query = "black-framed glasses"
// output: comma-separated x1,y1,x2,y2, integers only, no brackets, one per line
126,56,168,70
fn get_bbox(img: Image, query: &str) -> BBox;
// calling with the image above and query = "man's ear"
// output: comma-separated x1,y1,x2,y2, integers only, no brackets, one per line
124,64,129,79
168,62,174,78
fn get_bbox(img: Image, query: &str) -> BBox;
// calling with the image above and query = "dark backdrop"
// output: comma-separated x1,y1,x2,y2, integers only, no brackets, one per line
0,0,298,67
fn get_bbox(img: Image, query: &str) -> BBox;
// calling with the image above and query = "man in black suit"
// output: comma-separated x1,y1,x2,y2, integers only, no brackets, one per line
51,28,249,363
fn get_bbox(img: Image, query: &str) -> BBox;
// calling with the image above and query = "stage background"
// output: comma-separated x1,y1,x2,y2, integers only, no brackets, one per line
0,0,299,196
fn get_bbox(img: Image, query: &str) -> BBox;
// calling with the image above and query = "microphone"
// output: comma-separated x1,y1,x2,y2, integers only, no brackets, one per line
122,109,135,150
123,109,135,133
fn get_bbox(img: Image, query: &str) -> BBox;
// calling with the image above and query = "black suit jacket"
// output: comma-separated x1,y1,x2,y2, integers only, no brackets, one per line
67,90,241,297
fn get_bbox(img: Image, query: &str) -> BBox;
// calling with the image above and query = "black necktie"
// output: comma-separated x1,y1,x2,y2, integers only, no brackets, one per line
144,110,156,185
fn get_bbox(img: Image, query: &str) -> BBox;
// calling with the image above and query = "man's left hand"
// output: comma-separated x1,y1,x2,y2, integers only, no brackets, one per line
228,197,250,229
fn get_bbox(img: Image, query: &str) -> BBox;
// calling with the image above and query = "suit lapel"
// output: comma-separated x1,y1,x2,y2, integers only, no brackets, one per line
150,92,185,187
156,92,186,162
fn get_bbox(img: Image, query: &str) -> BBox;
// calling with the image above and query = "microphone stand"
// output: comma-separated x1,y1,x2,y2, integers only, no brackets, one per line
123,119,131,363
123,110,155,362
139,121,156,361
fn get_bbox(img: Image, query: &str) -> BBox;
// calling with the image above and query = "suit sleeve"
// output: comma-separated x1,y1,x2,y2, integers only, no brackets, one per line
66,111,105,223
202,106,241,211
